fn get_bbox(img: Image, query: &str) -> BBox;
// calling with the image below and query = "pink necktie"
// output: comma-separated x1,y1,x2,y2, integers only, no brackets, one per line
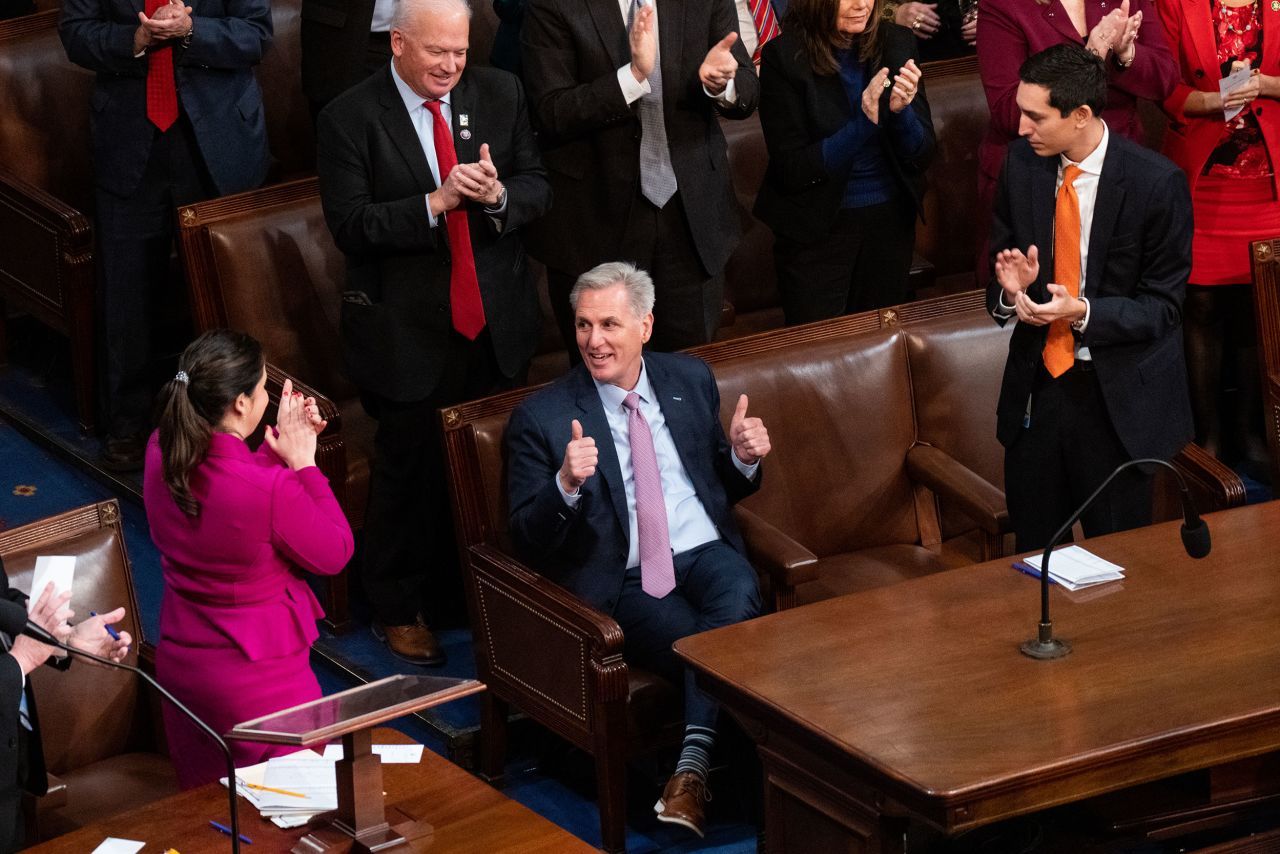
623,392,675,598
423,100,486,340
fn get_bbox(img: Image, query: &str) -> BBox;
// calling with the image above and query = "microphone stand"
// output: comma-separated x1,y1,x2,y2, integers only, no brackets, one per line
42,639,242,852
1020,457,1210,660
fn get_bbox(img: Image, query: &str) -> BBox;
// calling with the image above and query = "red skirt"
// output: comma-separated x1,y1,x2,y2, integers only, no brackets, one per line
1190,173,1280,286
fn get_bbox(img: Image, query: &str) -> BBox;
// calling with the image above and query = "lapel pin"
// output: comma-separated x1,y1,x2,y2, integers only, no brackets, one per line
460,129,472,140
459,113,470,127
672,396,682,401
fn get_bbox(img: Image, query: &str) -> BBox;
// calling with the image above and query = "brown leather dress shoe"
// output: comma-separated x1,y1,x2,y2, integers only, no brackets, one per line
371,618,446,666
654,771,710,837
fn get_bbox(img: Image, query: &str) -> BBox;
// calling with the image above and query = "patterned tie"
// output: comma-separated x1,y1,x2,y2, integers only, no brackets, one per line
424,100,486,340
623,392,676,598
145,0,179,131
629,0,678,208
748,0,781,64
1043,164,1083,378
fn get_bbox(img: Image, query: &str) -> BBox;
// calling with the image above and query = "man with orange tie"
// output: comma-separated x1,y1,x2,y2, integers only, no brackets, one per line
317,0,550,665
60,0,272,470
988,44,1194,553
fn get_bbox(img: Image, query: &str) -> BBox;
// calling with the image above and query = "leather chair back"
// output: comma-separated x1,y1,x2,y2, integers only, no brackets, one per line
0,501,144,775
709,328,925,557
904,310,1010,539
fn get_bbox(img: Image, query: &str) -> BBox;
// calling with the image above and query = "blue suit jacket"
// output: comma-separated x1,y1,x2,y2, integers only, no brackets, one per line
59,0,272,198
507,352,760,614
986,133,1194,461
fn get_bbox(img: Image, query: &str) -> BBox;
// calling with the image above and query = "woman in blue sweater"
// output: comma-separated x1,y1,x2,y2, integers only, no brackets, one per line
755,0,935,323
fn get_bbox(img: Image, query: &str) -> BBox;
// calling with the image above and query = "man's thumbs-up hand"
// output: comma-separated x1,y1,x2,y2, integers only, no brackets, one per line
729,394,771,465
559,419,598,494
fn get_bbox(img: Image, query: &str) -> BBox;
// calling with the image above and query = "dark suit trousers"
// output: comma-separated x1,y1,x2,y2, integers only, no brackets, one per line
1004,362,1153,553
612,540,761,730
361,329,522,627
773,194,916,325
95,115,216,438
547,190,725,362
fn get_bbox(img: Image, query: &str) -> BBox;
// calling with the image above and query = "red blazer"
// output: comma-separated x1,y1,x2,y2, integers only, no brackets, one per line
1157,0,1280,196
976,0,1177,193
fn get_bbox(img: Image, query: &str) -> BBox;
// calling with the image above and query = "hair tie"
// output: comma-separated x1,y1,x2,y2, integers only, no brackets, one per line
174,370,190,385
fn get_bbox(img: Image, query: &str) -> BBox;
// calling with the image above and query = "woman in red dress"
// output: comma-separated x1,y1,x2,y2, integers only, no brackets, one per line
1158,0,1280,466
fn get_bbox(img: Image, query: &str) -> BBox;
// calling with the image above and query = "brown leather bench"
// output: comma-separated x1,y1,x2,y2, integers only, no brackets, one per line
440,290,1244,851
0,499,177,842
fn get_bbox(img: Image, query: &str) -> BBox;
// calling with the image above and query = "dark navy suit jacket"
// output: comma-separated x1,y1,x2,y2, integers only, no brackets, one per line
59,0,272,198
986,132,1194,461
507,352,760,613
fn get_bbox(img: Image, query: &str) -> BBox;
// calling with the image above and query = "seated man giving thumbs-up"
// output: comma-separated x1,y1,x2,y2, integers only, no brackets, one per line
507,261,771,837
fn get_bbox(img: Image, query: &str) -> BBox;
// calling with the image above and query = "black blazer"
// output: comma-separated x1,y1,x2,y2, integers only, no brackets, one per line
507,353,760,613
520,0,759,275
300,0,377,107
753,24,934,244
0,558,56,854
985,133,1194,461
316,65,552,402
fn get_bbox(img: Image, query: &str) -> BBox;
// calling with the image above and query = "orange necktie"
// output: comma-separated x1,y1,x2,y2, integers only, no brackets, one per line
1043,164,1083,378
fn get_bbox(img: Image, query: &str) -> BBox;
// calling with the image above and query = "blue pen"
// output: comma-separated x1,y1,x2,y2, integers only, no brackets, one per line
89,611,121,642
1012,561,1059,587
209,820,253,844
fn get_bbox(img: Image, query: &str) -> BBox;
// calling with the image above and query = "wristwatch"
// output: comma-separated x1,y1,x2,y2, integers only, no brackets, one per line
181,22,193,47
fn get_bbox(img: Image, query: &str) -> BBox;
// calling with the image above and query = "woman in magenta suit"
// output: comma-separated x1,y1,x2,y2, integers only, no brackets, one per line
974,0,1177,273
143,330,354,788
1158,0,1280,465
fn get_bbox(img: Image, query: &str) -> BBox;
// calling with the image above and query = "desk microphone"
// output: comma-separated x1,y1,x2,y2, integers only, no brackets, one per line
1020,457,1211,660
0,599,243,852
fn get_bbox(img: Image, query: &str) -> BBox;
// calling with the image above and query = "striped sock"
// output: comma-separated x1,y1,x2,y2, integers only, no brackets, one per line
674,724,715,781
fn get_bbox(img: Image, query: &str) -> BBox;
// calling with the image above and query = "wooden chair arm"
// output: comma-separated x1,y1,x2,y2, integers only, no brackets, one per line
732,505,819,595
466,544,630,745
1172,442,1247,513
906,444,1009,536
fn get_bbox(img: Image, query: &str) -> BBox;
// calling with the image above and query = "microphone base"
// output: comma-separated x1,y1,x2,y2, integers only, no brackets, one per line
1020,637,1072,660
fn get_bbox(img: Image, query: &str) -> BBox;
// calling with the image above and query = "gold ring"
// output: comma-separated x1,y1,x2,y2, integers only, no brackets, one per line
912,18,921,28
883,78,893,88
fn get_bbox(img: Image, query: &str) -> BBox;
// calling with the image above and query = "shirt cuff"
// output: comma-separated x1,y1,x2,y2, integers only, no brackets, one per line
731,452,759,480
704,76,738,106
617,64,651,105
423,195,440,228
994,291,1016,318
1073,297,1091,332
555,474,582,507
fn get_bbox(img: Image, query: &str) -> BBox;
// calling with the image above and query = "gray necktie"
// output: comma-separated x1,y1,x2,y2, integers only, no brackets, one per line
630,0,677,208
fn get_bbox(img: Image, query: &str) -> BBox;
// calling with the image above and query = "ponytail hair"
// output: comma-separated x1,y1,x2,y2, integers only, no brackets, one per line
155,330,265,516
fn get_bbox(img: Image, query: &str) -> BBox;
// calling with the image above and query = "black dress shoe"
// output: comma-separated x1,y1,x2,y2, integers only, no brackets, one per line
100,433,146,472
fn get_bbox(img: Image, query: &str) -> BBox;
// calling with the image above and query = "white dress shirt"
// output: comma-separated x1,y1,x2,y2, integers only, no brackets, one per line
370,0,395,33
996,122,1110,360
614,0,739,110
734,0,759,59
557,360,758,568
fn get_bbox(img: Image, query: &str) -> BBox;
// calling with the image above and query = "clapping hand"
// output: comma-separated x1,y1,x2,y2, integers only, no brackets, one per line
629,1,657,83
995,244,1039,306
559,419,598,495
1086,0,1135,61
700,32,740,95
861,67,891,124
895,2,941,38
451,143,505,207
1013,283,1083,326
136,0,192,47
889,59,922,114
1113,1,1141,66
729,394,770,465
69,608,133,664
265,378,319,471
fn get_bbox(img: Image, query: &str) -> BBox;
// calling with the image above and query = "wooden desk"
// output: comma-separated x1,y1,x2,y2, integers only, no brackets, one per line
675,501,1280,854
27,729,595,853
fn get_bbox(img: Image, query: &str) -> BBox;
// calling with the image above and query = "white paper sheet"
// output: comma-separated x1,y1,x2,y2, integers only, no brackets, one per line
322,743,425,763
28,555,75,613
1220,63,1254,121
89,839,145,854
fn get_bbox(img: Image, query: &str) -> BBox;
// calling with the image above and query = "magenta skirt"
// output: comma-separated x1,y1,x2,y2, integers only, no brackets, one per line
156,640,322,789
1190,173,1280,286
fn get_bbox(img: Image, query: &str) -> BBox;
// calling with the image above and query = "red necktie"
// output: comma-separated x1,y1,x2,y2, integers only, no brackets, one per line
423,100,486,340
748,0,781,64
145,0,179,131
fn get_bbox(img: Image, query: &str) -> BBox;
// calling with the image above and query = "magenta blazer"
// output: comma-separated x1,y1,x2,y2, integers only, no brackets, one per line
143,432,354,660
976,0,1177,193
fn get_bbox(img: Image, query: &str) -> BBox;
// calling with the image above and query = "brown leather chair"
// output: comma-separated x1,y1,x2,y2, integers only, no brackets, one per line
688,291,1246,610
0,500,177,842
177,177,362,630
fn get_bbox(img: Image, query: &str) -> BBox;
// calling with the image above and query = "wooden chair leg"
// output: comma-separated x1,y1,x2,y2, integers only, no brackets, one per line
320,572,351,634
478,693,508,785
594,711,629,854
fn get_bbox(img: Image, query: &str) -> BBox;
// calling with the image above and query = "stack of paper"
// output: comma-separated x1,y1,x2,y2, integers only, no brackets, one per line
1018,545,1125,591
221,749,336,829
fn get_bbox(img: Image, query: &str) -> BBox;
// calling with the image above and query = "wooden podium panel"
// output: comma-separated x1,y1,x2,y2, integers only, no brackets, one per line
675,501,1280,853
27,729,594,854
